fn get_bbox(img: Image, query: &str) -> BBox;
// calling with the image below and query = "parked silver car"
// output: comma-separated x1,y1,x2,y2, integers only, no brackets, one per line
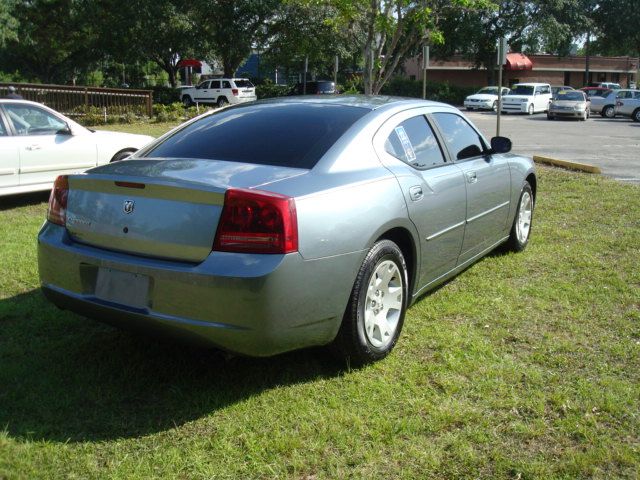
547,90,590,120
615,96,640,122
38,97,536,364
589,89,640,118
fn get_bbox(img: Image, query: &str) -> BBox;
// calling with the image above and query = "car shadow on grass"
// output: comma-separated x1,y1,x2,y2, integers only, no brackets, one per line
0,191,49,211
0,289,346,443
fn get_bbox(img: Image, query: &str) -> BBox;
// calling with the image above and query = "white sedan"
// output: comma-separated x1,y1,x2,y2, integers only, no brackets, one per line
464,86,510,111
0,99,154,197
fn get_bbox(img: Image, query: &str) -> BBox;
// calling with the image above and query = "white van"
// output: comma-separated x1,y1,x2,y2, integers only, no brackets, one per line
501,83,552,115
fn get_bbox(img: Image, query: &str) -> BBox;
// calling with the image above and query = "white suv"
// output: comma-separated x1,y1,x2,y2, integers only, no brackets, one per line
180,78,257,108
501,83,552,115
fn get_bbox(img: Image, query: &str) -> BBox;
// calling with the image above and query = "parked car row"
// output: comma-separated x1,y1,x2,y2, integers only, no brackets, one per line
463,82,640,122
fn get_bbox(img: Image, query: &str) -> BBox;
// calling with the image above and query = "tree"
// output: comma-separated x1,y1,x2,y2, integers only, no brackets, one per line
197,0,280,77
304,0,491,95
261,2,355,80
592,0,640,57
0,0,18,48
0,0,92,83
86,0,202,87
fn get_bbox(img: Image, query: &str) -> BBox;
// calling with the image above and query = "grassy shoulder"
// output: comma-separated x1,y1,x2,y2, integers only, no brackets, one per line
0,134,638,478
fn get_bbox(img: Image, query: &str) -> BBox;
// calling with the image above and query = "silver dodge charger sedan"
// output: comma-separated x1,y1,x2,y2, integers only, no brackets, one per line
38,96,536,365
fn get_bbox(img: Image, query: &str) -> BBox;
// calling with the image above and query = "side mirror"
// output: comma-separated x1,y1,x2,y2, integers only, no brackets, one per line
57,123,73,135
490,136,512,154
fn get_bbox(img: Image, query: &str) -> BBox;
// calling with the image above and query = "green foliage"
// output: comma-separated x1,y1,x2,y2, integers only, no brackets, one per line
1,162,639,478
152,86,181,105
380,77,477,104
72,105,149,126
0,0,18,48
152,102,208,123
255,79,294,99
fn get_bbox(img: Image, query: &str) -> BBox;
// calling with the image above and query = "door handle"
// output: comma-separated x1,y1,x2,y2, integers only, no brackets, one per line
409,185,424,201
466,171,478,184
26,144,41,151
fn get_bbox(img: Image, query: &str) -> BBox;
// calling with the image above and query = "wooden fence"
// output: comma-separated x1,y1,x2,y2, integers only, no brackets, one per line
0,83,153,117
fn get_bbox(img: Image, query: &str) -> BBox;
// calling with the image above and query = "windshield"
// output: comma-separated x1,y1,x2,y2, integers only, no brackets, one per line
555,91,585,101
509,85,534,96
477,87,499,95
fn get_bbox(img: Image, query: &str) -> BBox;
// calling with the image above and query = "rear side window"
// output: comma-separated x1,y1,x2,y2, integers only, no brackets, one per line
384,115,445,169
432,113,485,161
211,80,221,89
222,81,231,88
234,80,253,88
144,103,368,169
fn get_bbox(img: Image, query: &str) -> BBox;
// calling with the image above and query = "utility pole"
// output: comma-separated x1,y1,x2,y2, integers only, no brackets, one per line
422,45,429,99
303,56,308,94
496,37,507,137
334,55,338,87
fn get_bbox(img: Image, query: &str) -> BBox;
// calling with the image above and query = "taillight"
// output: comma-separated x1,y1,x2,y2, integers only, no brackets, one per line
232,88,238,96
47,175,69,226
213,188,298,254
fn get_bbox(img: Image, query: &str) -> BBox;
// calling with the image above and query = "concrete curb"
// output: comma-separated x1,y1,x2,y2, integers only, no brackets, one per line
533,155,602,174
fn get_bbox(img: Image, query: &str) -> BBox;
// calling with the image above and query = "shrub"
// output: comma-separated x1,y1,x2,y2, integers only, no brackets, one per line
153,86,181,105
255,80,293,99
380,77,478,105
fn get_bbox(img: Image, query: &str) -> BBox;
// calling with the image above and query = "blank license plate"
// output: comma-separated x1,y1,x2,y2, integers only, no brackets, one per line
95,268,150,309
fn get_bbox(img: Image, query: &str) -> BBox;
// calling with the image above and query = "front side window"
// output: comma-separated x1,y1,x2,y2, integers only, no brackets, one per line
384,115,445,169
210,80,221,89
4,104,66,136
432,113,485,161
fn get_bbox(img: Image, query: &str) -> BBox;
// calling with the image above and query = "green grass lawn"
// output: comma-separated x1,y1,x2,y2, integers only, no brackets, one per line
0,128,639,478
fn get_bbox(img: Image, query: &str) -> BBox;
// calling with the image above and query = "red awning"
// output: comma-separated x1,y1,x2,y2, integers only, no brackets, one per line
505,53,533,71
177,59,202,68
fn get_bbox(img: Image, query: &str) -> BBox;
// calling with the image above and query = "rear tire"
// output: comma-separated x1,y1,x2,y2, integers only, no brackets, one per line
503,182,534,252
601,105,615,118
216,97,228,108
182,95,193,107
331,240,408,366
632,108,640,122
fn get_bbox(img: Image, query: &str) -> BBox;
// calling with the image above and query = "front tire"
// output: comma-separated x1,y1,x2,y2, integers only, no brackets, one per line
527,104,534,115
110,150,135,162
332,240,408,366
503,182,534,252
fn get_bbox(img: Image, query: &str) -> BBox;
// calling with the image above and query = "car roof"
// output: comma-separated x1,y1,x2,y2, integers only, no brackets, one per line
513,83,550,87
257,95,447,112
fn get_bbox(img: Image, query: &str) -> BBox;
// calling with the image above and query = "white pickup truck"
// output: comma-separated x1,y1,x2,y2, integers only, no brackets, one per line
179,78,257,108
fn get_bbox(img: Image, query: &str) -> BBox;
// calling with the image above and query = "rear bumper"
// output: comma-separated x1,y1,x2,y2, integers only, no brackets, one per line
229,96,257,105
38,222,362,356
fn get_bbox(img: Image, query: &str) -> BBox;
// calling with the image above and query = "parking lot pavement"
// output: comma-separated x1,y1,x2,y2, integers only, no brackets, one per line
464,110,640,184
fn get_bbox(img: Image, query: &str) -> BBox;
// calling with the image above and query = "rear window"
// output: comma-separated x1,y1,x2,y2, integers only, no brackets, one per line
234,79,253,88
144,102,368,169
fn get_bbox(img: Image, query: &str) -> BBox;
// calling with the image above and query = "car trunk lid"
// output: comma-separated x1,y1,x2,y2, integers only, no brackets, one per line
65,158,306,262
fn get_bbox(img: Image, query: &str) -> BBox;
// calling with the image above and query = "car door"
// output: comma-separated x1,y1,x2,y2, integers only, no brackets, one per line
431,112,512,263
373,110,467,290
0,108,20,188
194,81,211,102
3,103,98,187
